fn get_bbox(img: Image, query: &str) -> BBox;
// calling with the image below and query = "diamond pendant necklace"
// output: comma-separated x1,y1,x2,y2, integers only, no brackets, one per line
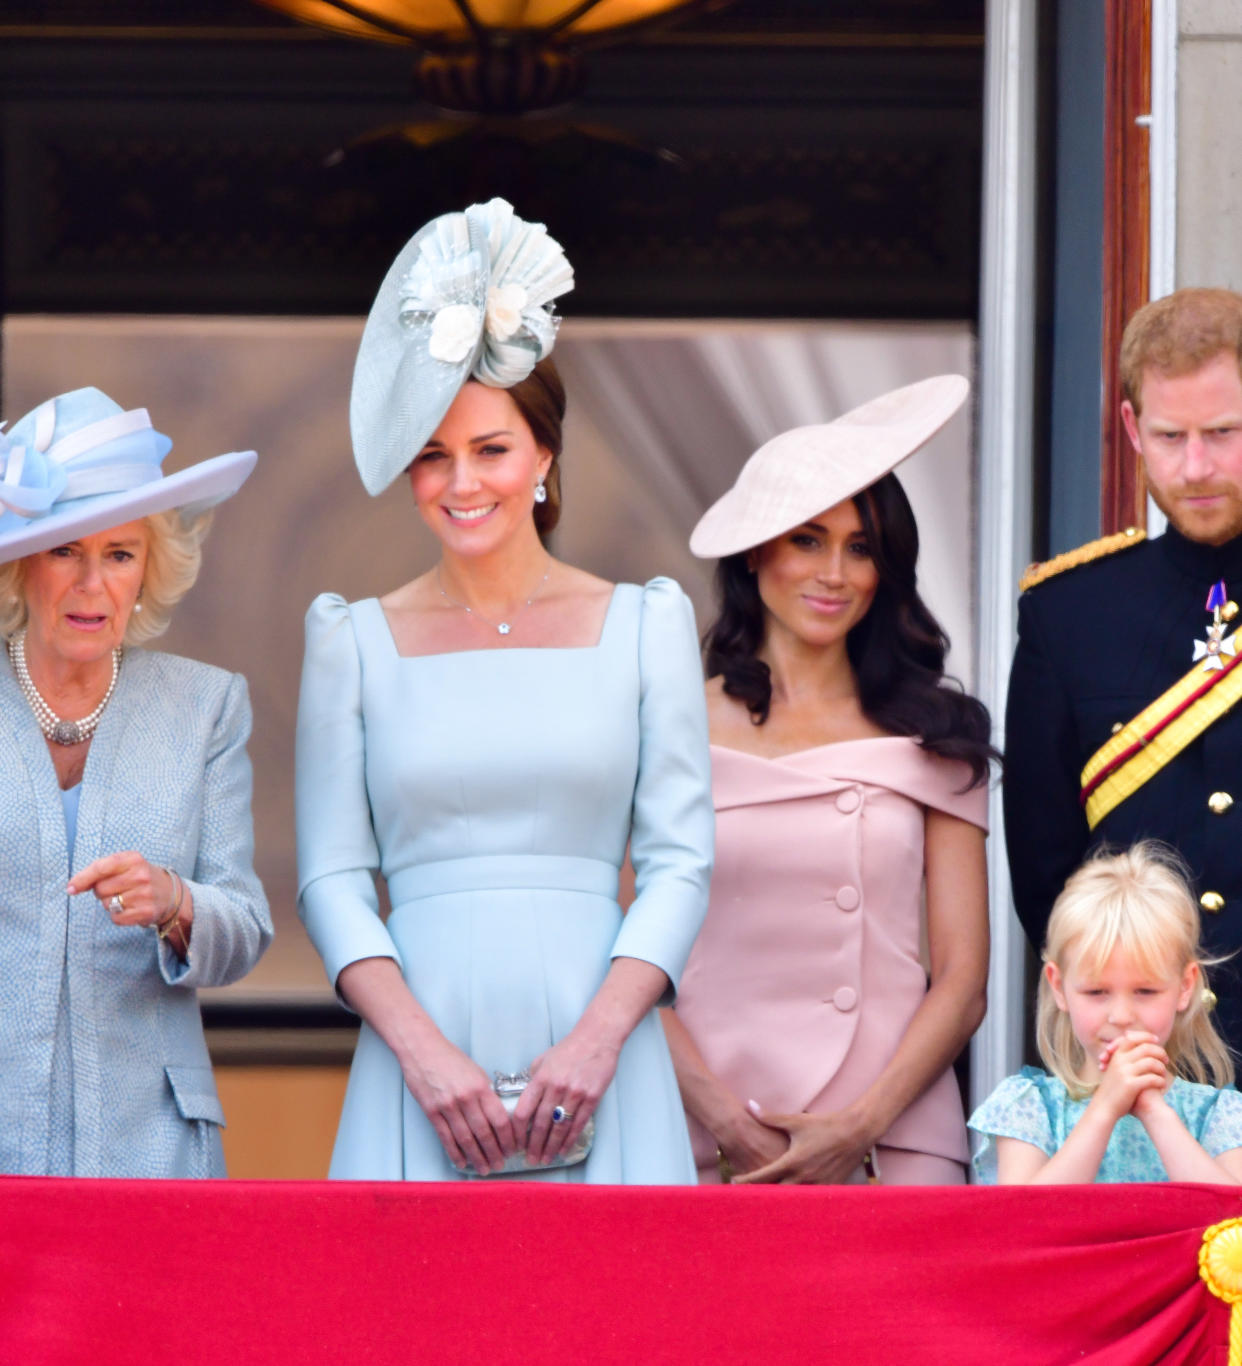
437,563,551,637
8,629,122,745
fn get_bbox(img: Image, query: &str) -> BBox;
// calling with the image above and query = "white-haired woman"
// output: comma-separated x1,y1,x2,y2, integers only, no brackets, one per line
0,387,271,1177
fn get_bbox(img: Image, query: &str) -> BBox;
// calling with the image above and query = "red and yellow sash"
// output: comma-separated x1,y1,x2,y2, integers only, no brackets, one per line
1080,639,1242,829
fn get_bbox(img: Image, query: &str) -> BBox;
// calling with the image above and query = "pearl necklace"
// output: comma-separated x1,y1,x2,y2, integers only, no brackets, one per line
8,630,122,745
436,564,551,637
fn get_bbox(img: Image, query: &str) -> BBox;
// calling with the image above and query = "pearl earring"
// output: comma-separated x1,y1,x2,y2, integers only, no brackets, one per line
533,478,548,505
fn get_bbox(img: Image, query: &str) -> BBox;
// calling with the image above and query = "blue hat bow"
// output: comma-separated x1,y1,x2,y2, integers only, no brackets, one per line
0,386,256,567
0,430,69,518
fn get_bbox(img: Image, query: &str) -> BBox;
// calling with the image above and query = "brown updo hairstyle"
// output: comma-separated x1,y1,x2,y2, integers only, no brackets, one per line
506,357,566,537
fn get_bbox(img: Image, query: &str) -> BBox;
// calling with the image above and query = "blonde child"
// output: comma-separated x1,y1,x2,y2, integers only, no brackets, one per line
970,842,1242,1183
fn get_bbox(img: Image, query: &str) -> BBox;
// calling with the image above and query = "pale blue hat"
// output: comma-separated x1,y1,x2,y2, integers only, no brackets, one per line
350,197,574,497
0,387,256,564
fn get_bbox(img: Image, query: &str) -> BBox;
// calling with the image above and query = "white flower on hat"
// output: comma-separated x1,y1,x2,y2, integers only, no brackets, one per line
428,304,482,365
485,283,529,343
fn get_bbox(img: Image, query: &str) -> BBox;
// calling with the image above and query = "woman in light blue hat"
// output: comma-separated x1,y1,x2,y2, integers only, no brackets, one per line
296,199,714,1182
0,388,271,1177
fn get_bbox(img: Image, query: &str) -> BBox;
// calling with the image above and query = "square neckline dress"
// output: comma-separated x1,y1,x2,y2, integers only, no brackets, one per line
295,576,714,1182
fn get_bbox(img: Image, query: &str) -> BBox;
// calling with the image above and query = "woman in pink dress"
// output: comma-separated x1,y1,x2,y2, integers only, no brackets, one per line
664,377,994,1185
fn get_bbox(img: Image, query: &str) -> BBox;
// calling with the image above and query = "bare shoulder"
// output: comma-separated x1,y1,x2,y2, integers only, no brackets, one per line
705,676,756,745
704,674,728,708
536,562,614,644
378,570,437,615
549,561,614,604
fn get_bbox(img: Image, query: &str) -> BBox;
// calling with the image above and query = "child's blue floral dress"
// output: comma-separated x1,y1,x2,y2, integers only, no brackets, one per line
969,1065,1242,1182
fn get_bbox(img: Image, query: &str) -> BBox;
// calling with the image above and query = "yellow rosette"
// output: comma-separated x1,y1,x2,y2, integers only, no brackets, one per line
1201,1219,1242,1363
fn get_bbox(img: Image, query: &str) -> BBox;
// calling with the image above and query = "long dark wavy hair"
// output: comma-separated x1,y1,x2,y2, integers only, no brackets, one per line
702,473,996,787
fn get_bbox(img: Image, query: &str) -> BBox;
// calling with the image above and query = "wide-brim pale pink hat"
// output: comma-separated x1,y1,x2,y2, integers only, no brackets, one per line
689,374,970,559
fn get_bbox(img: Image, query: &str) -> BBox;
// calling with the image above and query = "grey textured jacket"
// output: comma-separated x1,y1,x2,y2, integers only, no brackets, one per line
0,649,271,1176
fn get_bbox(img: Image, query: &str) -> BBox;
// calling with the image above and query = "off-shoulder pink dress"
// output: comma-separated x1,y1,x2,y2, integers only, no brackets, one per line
673,736,988,1184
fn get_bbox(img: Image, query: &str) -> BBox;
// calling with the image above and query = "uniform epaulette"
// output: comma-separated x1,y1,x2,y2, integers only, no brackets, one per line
1019,527,1146,592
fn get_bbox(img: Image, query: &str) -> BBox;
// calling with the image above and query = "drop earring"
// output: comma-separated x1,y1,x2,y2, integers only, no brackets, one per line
133,588,144,614
533,477,548,505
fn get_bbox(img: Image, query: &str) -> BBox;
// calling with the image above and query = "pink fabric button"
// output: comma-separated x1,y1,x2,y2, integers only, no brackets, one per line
835,789,860,814
835,885,860,911
832,986,858,1012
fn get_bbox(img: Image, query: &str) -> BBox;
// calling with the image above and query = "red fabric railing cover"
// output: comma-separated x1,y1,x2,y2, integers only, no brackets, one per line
1,1179,1238,1365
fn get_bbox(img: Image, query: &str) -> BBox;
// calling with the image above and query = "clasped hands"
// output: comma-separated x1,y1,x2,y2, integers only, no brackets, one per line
719,1099,875,1185
1092,1029,1172,1121
402,1027,617,1176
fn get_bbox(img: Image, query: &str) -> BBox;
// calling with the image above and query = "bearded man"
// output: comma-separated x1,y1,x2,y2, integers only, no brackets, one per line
1005,287,1242,1047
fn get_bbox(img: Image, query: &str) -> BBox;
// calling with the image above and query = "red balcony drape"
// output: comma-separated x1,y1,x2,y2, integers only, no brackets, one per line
2,1179,1238,1365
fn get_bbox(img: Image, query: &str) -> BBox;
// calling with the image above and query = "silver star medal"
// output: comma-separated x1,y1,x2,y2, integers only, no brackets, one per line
1195,580,1237,670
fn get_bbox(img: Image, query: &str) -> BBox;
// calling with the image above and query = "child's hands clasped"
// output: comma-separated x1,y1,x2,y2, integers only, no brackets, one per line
1094,1030,1170,1119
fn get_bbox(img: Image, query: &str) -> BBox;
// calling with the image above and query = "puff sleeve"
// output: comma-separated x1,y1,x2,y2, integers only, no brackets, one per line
159,671,272,989
1195,1086,1242,1156
610,577,714,1002
295,593,401,990
968,1069,1057,1184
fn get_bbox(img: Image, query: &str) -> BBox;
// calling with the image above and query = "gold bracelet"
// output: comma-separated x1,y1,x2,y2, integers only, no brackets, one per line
716,1145,735,1185
155,868,183,940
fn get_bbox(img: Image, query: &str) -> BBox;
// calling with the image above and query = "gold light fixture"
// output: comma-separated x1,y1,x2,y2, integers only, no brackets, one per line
257,1,721,113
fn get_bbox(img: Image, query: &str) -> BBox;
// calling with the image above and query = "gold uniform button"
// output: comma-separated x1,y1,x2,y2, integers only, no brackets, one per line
1201,891,1225,914
1209,792,1234,815
1225,600,1240,622
1110,722,1123,735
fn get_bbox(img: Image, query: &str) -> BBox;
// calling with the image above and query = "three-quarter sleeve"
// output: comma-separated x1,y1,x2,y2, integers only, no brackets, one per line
295,593,401,990
159,670,273,988
611,577,714,1001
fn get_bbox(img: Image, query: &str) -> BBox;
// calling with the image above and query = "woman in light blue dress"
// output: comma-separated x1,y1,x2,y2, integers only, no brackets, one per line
296,199,713,1182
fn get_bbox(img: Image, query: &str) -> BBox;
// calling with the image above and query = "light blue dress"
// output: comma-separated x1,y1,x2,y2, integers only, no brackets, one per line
295,578,714,1182
969,1065,1242,1182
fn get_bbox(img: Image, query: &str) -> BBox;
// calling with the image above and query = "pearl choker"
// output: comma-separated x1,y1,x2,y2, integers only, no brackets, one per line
7,630,122,745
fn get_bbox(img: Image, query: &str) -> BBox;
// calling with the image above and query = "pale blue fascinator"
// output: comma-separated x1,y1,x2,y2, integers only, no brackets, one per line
0,387,256,565
350,197,575,497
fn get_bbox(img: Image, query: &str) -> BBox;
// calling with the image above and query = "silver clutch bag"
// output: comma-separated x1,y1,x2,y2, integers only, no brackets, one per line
466,1070,595,1176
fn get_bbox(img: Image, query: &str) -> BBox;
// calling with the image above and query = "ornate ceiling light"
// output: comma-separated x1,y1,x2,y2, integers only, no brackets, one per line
256,2,723,114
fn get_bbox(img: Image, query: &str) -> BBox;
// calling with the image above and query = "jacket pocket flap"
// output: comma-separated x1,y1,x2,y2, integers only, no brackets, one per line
165,1065,226,1126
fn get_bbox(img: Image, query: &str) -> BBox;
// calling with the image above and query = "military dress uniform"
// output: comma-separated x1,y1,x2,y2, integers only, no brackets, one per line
1004,523,1242,1050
